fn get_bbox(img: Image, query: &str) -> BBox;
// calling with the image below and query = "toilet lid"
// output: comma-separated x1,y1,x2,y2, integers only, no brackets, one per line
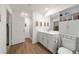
58,47,73,54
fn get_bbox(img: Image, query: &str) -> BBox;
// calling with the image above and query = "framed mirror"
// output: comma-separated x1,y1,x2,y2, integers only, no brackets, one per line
53,21,59,31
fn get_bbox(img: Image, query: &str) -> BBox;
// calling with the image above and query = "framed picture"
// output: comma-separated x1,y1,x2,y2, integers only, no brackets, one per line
47,22,49,26
44,22,46,27
35,21,38,26
40,22,42,26
25,24,27,27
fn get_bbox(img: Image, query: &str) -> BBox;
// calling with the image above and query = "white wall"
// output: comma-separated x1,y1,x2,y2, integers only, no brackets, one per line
29,17,33,39
32,12,50,43
0,5,8,54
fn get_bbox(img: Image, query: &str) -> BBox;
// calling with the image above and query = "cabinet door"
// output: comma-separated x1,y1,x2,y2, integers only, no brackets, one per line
48,39,57,53
39,32,43,44
68,20,79,36
59,21,68,34
42,34,48,48
47,35,57,53
12,14,25,45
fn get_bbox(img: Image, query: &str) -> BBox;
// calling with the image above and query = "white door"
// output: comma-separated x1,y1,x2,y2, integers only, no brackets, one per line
25,17,30,38
25,24,29,38
12,13,25,45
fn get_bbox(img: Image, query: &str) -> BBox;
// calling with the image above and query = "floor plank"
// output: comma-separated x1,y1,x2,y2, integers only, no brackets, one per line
7,38,51,54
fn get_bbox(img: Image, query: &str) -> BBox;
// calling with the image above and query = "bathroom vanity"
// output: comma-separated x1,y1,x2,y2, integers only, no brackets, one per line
37,31,59,53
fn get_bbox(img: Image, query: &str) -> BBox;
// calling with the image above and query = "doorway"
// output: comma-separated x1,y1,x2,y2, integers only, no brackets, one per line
25,17,31,38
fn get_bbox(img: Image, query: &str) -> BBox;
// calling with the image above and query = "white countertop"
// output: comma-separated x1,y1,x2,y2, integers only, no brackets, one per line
38,30,59,35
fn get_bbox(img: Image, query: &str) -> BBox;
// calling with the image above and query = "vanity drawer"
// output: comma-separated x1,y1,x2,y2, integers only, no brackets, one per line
47,35,56,41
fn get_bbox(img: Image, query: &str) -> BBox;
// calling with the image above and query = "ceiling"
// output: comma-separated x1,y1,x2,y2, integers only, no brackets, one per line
9,4,76,15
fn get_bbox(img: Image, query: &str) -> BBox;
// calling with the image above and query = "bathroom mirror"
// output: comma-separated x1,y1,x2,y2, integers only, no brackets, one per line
53,21,59,31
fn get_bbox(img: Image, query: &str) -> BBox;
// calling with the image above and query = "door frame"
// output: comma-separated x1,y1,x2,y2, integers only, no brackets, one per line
7,10,12,47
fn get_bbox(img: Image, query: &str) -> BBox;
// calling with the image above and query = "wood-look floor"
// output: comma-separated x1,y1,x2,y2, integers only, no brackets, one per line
7,38,52,54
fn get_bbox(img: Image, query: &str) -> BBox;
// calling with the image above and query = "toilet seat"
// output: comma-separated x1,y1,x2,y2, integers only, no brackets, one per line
58,47,73,54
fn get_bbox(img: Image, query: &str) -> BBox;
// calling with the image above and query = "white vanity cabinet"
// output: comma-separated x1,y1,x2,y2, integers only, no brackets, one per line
47,34,58,53
37,31,59,53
